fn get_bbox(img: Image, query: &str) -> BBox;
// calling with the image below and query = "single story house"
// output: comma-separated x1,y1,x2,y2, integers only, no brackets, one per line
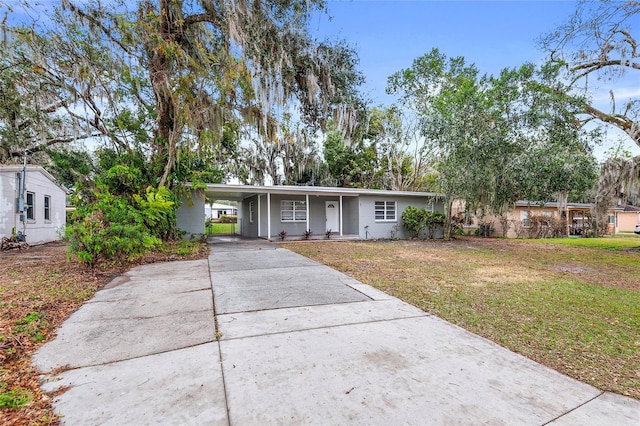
611,205,640,234
205,202,238,219
453,200,612,238
177,184,444,240
0,165,67,245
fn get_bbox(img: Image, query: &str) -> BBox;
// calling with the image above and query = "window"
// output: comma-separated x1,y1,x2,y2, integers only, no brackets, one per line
249,202,254,223
26,192,35,220
521,210,530,227
375,201,396,221
608,215,615,225
542,211,553,218
281,200,307,222
44,195,51,221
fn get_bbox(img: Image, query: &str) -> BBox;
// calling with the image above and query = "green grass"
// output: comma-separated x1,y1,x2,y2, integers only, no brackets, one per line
286,237,640,399
0,383,32,408
534,235,640,250
206,222,237,235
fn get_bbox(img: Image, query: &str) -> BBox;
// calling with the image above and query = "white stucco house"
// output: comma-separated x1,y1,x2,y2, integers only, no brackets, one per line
205,202,238,219
0,165,68,245
177,184,445,240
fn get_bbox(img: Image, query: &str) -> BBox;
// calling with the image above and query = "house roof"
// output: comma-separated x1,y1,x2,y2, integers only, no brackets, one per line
0,165,69,194
515,201,593,209
621,205,640,212
194,183,443,202
206,203,238,210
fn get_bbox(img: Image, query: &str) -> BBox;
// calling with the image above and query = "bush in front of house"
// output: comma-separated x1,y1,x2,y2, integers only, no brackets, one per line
67,174,175,268
401,206,445,239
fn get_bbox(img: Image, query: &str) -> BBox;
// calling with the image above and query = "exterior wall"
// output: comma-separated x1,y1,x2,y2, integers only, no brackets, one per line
357,195,444,240
268,193,310,237
617,211,640,233
496,206,559,238
0,167,66,245
176,190,206,238
342,197,359,235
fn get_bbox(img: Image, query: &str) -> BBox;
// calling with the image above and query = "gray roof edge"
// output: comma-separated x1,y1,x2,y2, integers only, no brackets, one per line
0,165,69,194
191,183,443,198
514,200,593,209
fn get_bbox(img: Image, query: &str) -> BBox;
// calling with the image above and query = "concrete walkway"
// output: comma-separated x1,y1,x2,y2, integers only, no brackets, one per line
33,240,640,425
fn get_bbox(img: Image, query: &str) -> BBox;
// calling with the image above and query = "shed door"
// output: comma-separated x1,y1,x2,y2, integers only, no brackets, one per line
325,201,339,233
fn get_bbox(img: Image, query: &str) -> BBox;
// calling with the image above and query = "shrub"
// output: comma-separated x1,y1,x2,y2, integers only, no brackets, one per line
401,206,445,239
401,206,425,239
67,185,174,268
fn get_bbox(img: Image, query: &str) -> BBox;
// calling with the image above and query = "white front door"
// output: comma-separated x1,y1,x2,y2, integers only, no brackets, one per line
325,201,339,233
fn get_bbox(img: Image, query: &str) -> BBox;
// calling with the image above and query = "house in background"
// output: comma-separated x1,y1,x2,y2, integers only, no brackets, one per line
204,202,238,219
611,205,640,234
177,184,444,240
0,165,67,245
454,200,626,238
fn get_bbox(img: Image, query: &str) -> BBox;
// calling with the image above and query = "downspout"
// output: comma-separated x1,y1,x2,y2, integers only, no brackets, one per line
21,152,27,237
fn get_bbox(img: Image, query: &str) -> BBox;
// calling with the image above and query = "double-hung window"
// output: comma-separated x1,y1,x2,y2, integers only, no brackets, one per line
44,195,51,221
521,210,530,227
281,200,307,222
375,201,396,222
26,192,35,221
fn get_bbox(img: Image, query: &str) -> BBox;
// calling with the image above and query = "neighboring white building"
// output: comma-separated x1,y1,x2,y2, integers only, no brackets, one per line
0,165,68,245
205,202,238,219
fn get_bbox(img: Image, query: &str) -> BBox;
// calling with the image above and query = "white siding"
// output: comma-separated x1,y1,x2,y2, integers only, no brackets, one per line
0,166,66,245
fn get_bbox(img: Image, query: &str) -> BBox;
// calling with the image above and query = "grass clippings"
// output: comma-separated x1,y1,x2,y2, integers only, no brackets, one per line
0,240,208,425
286,236,640,400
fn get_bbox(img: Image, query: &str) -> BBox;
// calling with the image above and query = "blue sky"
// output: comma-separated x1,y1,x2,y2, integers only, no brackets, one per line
310,1,640,159
311,1,579,105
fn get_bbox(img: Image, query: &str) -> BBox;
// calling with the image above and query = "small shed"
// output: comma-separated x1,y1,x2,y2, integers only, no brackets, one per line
0,165,68,245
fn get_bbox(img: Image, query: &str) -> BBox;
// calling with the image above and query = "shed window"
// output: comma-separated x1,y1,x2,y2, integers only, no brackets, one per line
375,201,396,221
281,200,307,222
521,210,530,227
44,195,51,221
26,192,35,221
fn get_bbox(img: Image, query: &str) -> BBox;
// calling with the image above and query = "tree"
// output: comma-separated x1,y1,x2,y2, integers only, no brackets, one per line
3,0,364,187
240,117,327,185
541,1,640,213
541,0,640,146
365,107,436,192
0,27,100,163
387,49,599,239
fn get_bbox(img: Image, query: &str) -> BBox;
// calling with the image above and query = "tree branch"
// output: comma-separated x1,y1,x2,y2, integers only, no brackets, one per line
7,132,101,158
63,1,134,55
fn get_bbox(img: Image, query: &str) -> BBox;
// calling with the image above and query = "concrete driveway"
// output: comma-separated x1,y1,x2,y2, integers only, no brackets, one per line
33,239,640,425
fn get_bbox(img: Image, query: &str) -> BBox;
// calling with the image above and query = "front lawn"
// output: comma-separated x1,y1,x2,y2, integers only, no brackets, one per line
286,237,640,400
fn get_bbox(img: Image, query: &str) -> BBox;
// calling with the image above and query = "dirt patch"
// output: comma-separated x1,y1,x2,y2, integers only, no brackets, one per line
553,265,598,274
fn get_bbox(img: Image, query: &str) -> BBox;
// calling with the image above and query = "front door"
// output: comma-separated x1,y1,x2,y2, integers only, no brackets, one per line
325,201,339,233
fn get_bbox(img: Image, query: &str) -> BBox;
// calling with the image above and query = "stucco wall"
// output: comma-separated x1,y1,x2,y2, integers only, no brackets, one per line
0,167,66,245
176,190,206,238
358,195,444,240
617,212,640,233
